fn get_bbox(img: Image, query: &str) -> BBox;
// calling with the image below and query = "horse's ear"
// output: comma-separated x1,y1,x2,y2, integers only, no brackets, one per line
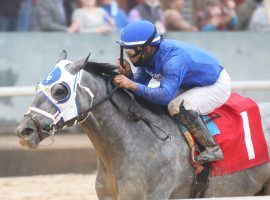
58,50,67,62
66,53,91,75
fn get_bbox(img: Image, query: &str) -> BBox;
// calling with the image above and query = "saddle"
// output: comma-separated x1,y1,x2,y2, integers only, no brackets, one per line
183,93,270,197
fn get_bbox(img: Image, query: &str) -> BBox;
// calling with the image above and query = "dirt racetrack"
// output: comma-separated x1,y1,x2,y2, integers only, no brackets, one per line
1,174,269,200
0,173,98,200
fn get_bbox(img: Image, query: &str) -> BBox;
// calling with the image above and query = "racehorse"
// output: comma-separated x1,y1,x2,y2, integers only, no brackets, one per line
15,52,270,199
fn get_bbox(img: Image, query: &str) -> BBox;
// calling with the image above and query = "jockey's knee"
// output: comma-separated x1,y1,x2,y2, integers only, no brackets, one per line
168,98,194,116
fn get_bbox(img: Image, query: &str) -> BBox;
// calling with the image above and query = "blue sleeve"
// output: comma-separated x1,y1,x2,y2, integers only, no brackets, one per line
130,67,152,85
134,57,188,105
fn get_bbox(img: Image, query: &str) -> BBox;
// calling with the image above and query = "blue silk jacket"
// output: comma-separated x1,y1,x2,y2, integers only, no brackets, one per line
132,39,223,105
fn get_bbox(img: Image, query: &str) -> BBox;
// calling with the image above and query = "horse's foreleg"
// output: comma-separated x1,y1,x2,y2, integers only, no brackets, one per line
117,179,147,200
95,159,117,200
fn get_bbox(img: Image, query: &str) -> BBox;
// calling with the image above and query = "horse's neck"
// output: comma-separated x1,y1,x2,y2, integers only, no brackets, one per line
80,72,128,166
81,101,133,169
79,71,188,169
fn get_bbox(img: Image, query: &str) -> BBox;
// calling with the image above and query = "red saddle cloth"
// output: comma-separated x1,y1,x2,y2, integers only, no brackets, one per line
209,93,270,176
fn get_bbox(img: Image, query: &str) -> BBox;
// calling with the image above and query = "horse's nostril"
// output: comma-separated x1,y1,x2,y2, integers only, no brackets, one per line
21,128,34,136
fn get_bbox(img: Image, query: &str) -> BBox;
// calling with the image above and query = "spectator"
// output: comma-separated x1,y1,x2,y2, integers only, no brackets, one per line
234,0,246,6
134,0,144,3
164,0,197,31
33,0,76,32
69,0,115,33
100,0,128,31
126,0,142,12
0,0,22,31
197,0,222,31
17,0,34,31
236,0,263,30
249,0,270,31
197,0,238,31
129,0,166,34
221,0,239,30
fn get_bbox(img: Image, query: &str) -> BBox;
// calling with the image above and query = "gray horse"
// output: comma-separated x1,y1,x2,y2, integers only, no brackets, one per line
15,53,270,199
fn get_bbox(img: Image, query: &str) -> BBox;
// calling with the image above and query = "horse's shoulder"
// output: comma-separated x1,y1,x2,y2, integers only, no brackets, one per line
134,95,170,117
133,96,178,132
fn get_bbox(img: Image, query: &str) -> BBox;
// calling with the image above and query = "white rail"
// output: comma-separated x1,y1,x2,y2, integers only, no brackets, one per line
232,81,270,90
0,81,270,97
0,86,35,97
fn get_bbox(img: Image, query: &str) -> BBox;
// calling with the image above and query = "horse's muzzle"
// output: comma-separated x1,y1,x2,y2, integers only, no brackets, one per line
15,119,40,149
18,127,34,137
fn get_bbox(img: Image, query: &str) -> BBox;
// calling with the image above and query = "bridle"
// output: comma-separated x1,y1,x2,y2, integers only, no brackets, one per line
25,73,171,143
24,76,118,142
24,112,45,142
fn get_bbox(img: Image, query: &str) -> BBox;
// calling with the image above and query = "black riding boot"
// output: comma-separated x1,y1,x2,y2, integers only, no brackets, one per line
176,102,223,163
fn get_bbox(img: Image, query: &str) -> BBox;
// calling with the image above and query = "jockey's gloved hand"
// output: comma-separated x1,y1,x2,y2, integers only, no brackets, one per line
117,58,132,77
113,75,137,91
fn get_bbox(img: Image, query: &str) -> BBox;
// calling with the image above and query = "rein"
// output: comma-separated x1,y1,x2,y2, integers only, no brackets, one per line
57,81,118,129
27,72,171,142
106,77,171,142
24,112,43,142
60,75,171,142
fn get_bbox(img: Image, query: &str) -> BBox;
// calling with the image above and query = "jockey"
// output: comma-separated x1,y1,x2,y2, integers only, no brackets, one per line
113,19,231,163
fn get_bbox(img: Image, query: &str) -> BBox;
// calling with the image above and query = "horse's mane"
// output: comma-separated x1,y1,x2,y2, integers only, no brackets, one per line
83,61,168,115
84,61,118,76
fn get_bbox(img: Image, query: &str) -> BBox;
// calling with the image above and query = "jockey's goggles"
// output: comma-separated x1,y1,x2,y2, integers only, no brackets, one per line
118,27,159,66
124,47,143,58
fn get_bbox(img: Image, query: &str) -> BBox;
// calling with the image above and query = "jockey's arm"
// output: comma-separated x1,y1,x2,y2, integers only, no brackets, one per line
114,66,151,91
132,67,152,85
134,62,187,105
117,59,151,85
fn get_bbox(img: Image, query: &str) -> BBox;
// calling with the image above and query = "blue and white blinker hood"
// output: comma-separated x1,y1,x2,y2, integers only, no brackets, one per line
30,60,94,125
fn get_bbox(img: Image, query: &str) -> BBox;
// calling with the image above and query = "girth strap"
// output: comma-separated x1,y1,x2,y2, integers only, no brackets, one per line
190,163,210,199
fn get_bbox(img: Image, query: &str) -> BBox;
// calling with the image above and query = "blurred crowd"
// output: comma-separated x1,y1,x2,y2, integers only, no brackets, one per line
0,0,269,33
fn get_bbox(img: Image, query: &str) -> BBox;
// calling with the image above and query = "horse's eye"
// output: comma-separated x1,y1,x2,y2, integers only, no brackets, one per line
51,83,69,102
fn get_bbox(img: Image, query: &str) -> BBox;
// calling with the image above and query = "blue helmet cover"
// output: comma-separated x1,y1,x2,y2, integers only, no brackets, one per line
119,20,161,47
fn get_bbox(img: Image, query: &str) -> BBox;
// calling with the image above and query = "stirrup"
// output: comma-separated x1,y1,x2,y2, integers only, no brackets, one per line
194,146,223,164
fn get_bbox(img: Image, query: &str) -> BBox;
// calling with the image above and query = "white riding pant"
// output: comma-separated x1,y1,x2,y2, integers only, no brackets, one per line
168,69,231,116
